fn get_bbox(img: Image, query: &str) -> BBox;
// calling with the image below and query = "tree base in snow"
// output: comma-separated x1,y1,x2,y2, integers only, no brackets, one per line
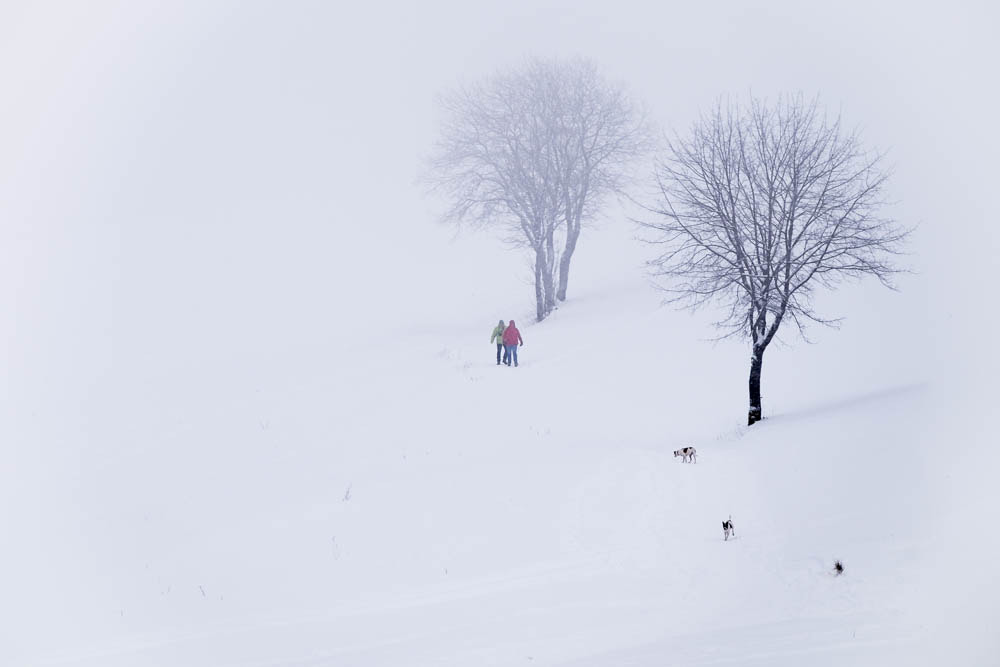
748,407,762,426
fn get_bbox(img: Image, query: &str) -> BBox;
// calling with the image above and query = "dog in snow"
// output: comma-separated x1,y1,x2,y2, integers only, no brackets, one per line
722,516,735,541
673,446,697,463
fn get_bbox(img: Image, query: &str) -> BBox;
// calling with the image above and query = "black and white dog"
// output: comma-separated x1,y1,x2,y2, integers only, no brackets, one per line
673,446,697,463
722,516,735,541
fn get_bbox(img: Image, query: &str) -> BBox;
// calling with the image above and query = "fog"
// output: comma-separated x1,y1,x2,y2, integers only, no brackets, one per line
1,1,997,664
3,1,996,388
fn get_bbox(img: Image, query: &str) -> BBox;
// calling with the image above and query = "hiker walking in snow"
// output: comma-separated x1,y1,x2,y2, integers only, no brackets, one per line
502,319,523,367
490,319,507,366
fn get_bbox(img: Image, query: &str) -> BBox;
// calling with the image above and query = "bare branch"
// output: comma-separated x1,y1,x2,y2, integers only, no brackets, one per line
423,57,649,319
641,94,908,345
639,94,909,424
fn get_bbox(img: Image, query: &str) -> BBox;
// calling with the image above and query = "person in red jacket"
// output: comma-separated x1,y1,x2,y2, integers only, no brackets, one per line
501,319,523,367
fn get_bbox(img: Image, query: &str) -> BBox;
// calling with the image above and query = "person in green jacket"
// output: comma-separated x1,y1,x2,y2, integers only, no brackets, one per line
490,319,507,365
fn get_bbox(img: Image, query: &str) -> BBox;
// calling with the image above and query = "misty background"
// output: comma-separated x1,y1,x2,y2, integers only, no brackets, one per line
1,0,997,663
5,0,986,433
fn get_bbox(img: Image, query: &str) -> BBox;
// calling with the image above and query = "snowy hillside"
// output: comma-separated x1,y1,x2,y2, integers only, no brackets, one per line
2,221,938,666
3,2,997,665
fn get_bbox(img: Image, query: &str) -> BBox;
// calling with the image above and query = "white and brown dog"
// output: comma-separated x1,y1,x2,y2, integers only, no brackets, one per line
673,446,697,463
722,516,735,541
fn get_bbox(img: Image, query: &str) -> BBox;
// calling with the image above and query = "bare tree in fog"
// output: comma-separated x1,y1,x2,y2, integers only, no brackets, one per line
641,96,908,425
425,57,647,321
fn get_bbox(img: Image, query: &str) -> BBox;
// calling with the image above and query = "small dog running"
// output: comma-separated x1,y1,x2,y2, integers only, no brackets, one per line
722,516,735,541
673,446,697,463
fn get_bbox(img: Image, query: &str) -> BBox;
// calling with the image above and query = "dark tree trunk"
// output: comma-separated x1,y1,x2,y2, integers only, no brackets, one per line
748,345,764,426
556,226,579,302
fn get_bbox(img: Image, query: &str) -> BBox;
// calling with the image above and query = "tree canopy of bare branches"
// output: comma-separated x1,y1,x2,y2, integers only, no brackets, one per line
642,95,908,425
425,57,647,321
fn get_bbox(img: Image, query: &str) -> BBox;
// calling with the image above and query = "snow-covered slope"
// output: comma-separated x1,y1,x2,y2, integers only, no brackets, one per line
4,2,999,664
2,220,938,666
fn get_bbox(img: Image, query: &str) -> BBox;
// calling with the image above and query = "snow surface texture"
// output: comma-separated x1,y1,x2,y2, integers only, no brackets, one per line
0,233,946,666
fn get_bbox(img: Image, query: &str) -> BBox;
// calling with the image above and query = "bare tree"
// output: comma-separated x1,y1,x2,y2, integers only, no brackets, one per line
425,57,647,321
641,96,908,425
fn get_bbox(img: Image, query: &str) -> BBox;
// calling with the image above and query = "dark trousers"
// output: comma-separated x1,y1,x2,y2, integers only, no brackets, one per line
504,344,518,366
496,343,505,364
